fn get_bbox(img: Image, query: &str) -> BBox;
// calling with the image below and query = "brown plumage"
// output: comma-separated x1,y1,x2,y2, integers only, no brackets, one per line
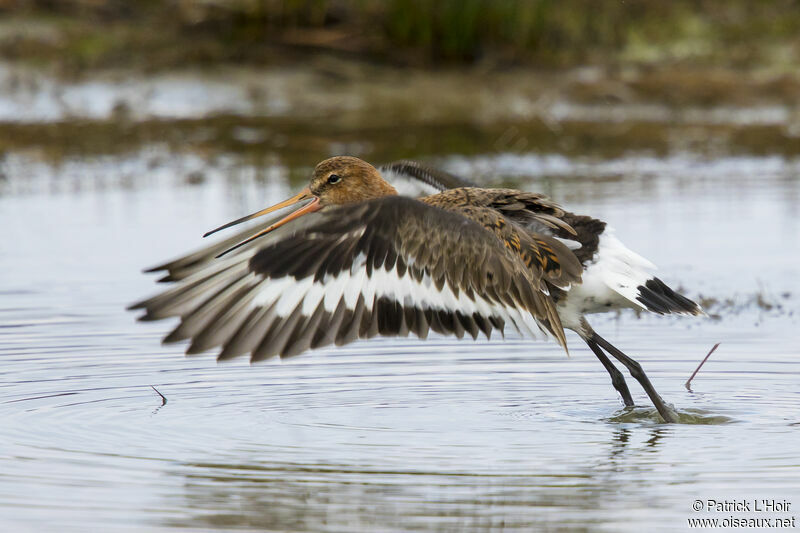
132,156,582,354
131,156,702,423
421,188,582,290
134,157,581,354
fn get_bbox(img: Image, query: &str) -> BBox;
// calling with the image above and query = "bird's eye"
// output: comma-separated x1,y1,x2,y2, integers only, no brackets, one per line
327,174,341,184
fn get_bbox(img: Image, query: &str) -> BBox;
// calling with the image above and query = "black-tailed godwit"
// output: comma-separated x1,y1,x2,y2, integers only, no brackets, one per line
131,156,703,422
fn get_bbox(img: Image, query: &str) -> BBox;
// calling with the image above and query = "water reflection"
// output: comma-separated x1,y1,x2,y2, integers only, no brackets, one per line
168,425,676,532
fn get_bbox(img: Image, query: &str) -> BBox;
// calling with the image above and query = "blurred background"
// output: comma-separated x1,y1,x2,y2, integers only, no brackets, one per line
2,2,800,532
3,0,800,179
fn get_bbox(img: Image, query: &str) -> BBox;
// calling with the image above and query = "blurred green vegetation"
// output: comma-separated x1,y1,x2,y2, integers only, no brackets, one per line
2,0,800,71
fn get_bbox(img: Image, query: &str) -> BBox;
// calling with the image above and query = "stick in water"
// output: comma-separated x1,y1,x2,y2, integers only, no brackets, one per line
151,385,167,406
685,343,721,390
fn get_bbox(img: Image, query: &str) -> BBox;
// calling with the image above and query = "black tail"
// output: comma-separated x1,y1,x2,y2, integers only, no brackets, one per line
636,277,703,316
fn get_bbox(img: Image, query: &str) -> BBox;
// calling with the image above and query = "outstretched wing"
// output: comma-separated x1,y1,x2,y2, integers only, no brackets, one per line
141,212,289,283
129,196,568,362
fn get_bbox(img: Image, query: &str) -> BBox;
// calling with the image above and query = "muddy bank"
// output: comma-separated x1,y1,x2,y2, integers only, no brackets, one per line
3,60,800,123
2,60,800,165
3,112,800,168
3,2,800,169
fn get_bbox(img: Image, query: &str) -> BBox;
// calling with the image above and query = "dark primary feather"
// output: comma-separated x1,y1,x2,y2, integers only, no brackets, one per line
132,196,570,362
142,213,291,283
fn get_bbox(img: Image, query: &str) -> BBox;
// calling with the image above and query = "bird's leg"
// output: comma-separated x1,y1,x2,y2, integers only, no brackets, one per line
585,338,635,407
591,332,679,423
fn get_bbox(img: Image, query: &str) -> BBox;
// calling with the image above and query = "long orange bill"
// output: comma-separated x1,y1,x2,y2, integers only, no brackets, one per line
204,187,315,238
205,187,323,258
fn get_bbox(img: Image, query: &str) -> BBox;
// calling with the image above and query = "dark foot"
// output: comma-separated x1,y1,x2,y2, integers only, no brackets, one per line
592,333,679,423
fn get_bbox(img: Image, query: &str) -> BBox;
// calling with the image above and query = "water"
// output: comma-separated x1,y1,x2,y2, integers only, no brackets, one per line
2,88,800,531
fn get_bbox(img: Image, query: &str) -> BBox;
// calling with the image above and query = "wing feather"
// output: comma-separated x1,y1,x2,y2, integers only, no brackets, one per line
132,196,570,361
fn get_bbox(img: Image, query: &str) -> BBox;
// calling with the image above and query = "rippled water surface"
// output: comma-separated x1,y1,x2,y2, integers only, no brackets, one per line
2,120,800,530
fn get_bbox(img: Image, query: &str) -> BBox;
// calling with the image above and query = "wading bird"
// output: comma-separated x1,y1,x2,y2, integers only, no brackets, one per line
131,157,703,423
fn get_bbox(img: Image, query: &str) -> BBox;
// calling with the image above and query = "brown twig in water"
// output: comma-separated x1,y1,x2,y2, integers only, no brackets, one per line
151,385,167,406
685,343,721,390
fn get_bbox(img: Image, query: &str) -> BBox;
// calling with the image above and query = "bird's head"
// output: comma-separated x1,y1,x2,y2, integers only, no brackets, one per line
204,156,397,256
309,156,397,206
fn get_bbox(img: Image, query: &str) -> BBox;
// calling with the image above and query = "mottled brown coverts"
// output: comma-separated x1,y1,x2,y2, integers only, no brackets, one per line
421,188,582,290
